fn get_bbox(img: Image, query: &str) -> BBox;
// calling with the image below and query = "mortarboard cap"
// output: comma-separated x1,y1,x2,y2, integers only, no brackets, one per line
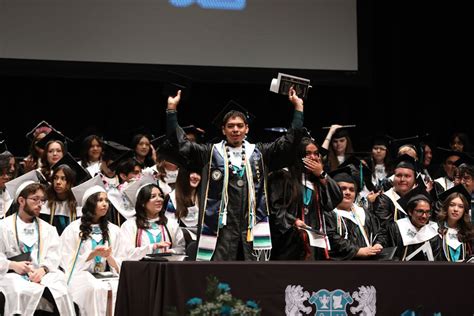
261,127,287,143
25,120,54,141
52,152,92,185
329,166,358,185
389,134,430,159
397,185,432,212
182,125,205,142
108,150,135,172
211,100,256,128
338,155,374,191
102,140,131,162
6,170,40,200
152,134,198,171
72,175,106,208
394,154,418,171
122,173,156,207
454,153,474,168
436,147,465,164
269,72,311,99
371,134,391,148
35,129,69,150
332,127,352,140
437,184,472,204
161,71,192,101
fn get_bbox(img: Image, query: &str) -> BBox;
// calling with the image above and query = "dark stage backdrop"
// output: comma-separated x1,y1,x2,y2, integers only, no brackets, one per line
0,1,466,160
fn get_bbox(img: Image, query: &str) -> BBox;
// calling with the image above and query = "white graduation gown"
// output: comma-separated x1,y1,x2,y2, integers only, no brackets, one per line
0,215,75,316
60,219,122,316
119,217,185,261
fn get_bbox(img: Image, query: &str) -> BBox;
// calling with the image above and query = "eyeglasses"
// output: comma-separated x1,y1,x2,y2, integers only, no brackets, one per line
27,196,47,204
413,209,431,216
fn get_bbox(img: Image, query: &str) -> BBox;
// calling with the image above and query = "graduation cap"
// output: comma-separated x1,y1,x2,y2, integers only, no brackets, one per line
108,150,135,172
35,129,70,150
5,170,40,200
329,166,358,186
102,140,131,162
437,184,471,204
211,100,256,128
25,120,53,141
269,72,311,99
72,175,106,207
52,152,92,185
397,185,432,212
122,173,156,207
454,153,474,168
161,71,192,101
338,155,374,191
436,147,466,164
394,154,418,171
151,134,198,171
182,125,205,142
371,134,391,148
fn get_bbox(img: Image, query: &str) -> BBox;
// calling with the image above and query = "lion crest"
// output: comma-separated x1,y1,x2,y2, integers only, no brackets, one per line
350,285,376,316
285,285,312,316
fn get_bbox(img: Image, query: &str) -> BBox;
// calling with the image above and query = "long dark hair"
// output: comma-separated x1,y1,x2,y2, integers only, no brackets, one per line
285,137,320,211
47,165,77,219
131,134,155,168
80,135,103,167
327,135,354,172
80,192,110,242
174,168,201,220
438,192,474,243
40,140,66,182
135,184,167,229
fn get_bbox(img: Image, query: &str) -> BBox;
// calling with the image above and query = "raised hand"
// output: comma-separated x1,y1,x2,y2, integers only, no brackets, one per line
167,90,182,110
288,86,304,111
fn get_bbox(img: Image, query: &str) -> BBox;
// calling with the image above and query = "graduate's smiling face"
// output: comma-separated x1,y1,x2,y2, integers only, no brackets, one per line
88,138,103,162
145,187,164,218
337,181,356,210
409,200,431,228
222,116,249,147
189,172,201,188
393,167,415,196
447,196,465,224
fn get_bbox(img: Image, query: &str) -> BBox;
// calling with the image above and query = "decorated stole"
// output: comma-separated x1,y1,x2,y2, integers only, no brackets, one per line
196,141,272,261
385,188,407,221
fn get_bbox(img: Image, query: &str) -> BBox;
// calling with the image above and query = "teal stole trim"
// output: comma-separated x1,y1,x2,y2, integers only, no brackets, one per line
145,223,162,254
196,143,271,261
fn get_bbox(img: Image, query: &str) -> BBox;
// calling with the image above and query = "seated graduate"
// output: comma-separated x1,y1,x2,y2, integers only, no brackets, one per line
436,184,474,261
40,153,91,235
119,173,185,261
60,175,122,316
433,148,464,193
0,170,75,315
268,134,342,260
376,186,441,261
166,87,304,261
325,165,383,260
36,130,68,184
373,154,419,228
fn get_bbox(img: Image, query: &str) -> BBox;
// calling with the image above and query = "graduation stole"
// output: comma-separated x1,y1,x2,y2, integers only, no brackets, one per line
196,141,272,261
334,205,371,247
49,201,76,230
385,188,407,221
135,221,172,252
66,225,112,284
442,226,466,262
13,214,42,264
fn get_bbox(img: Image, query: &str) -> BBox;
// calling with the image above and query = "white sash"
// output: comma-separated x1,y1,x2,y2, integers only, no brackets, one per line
396,218,438,246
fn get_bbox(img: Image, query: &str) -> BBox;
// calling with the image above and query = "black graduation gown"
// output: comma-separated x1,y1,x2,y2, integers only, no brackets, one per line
325,207,381,260
376,220,441,261
268,169,342,260
373,191,407,228
166,110,304,261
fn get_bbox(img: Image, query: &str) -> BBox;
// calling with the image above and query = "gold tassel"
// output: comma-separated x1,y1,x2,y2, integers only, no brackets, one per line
247,228,253,242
